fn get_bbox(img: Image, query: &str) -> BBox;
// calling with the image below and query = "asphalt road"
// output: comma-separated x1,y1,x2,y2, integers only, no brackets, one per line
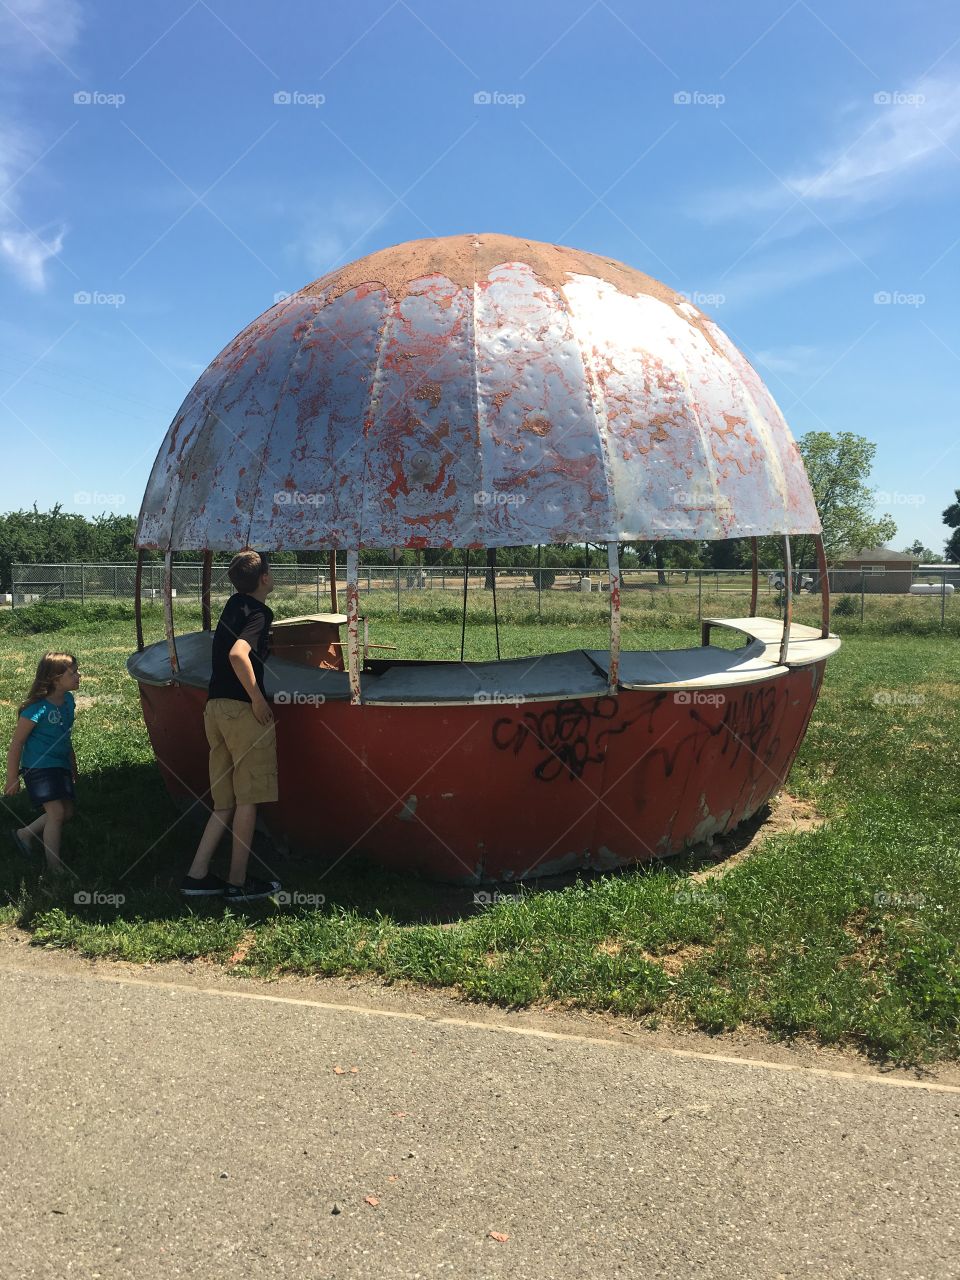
1,940,957,1280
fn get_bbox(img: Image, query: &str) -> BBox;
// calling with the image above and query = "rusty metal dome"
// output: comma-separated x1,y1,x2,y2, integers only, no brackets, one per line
136,233,821,551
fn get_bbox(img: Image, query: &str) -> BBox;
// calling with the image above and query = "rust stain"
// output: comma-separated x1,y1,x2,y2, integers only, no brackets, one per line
520,414,551,437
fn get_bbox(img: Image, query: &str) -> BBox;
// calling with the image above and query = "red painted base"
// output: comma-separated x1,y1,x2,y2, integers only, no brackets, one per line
137,663,825,883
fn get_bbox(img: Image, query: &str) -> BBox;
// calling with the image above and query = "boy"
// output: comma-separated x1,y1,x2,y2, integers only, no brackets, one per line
180,549,284,903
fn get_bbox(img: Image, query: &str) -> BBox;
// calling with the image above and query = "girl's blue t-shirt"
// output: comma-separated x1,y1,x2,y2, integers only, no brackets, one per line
20,693,75,771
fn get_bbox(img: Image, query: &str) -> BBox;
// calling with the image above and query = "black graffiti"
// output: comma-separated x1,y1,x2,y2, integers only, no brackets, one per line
492,697,639,782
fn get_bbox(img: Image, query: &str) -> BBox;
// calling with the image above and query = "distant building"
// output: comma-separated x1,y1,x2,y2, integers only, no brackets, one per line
832,546,918,594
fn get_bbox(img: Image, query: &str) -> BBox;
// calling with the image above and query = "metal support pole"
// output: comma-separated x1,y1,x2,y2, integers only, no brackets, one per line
460,553,469,662
329,549,338,613
815,535,830,638
134,549,145,653
750,538,759,617
697,569,702,621
489,548,500,660
346,549,361,705
536,543,542,617
201,551,213,631
779,536,793,666
942,568,947,630
163,549,180,676
607,541,622,693
860,568,865,624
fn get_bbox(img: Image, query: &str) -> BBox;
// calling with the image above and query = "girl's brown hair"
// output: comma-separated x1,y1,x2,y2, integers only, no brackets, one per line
18,652,77,714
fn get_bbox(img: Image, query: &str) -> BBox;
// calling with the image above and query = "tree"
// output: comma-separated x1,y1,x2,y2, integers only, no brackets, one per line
944,490,960,563
759,431,896,570
902,540,942,563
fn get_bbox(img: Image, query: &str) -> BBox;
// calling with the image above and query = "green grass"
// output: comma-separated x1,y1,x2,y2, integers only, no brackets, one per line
1,600,958,1064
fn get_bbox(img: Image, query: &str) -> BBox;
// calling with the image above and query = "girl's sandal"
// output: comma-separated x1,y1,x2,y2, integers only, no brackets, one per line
9,828,40,861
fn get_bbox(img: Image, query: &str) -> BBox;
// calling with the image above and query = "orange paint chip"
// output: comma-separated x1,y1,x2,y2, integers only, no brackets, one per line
364,1196,380,1207
488,1231,510,1242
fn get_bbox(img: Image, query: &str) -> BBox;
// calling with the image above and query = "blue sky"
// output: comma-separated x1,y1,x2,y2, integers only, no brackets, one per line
1,0,957,552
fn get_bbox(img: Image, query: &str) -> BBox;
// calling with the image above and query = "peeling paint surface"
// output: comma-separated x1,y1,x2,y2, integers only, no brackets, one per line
135,234,821,551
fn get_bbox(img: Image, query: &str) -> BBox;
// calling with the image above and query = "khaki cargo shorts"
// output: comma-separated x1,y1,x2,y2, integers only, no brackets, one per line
204,698,278,809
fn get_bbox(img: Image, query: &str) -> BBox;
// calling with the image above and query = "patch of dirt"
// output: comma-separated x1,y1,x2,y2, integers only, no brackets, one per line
642,943,709,976
689,792,825,884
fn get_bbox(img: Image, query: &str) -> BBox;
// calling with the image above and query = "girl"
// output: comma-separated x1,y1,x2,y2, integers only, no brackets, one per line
5,652,81,876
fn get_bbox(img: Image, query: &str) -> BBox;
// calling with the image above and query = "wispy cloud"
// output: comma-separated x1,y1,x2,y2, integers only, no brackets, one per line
753,344,818,374
710,241,867,306
0,121,68,291
708,75,960,222
0,0,82,65
0,0,82,290
289,197,394,278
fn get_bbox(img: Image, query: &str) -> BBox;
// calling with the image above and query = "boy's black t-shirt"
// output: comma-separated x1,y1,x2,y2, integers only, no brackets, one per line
208,594,273,703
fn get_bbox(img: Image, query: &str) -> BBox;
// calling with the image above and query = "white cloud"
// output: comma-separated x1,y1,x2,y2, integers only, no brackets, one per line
0,1,82,290
790,77,960,204
706,75,960,223
0,0,82,63
291,198,398,278
0,226,65,289
710,242,863,307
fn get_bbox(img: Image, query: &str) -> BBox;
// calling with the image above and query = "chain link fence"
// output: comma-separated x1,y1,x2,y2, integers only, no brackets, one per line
8,562,958,628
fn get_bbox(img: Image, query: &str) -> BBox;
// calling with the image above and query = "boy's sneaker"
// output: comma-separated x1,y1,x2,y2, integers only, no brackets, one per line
180,872,228,897
223,876,282,903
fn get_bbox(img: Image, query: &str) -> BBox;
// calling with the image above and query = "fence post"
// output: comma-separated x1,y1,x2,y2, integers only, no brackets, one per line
860,568,865,624
80,564,85,605
396,566,400,617
697,570,702,620
942,568,947,631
